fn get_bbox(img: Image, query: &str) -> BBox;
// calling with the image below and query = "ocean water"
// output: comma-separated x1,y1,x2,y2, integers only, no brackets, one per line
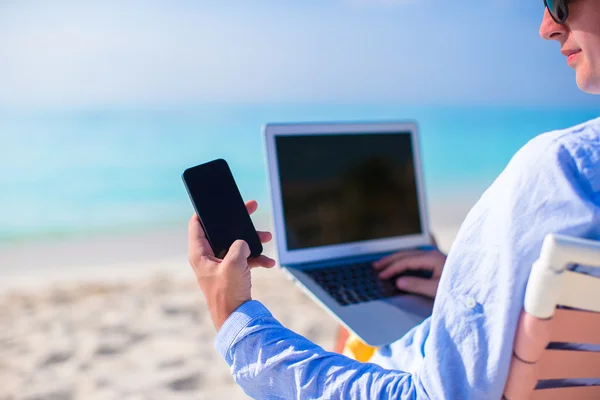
1,104,598,242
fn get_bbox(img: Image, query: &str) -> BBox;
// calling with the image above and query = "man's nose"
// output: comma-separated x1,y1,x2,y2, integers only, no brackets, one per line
539,8,568,41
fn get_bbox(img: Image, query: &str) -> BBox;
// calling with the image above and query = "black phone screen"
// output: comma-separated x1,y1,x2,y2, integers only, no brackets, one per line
182,159,263,258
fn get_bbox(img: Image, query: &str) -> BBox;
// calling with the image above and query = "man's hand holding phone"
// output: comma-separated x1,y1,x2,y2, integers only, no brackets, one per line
188,200,275,331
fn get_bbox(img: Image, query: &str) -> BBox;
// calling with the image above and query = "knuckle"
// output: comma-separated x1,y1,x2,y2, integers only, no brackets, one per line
188,252,209,268
188,253,201,267
382,264,395,272
406,277,420,287
391,262,406,272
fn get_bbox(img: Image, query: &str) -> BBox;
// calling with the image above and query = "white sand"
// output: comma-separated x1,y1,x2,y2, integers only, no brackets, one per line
0,203,468,400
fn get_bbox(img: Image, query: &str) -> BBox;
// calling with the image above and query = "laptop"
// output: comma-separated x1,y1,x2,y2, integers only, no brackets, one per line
263,121,434,347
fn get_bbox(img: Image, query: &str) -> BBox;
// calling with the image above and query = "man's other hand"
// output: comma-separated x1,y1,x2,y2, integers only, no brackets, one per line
372,245,446,299
187,200,276,331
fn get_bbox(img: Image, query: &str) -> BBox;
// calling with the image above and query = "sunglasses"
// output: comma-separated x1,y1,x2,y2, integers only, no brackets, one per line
544,0,570,24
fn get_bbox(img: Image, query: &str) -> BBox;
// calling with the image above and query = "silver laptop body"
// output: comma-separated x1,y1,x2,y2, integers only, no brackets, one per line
263,121,434,347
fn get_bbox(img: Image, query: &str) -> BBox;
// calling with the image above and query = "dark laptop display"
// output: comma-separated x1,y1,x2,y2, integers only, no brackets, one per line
275,132,423,251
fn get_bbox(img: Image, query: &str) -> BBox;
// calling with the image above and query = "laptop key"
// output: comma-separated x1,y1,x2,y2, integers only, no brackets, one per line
304,262,408,306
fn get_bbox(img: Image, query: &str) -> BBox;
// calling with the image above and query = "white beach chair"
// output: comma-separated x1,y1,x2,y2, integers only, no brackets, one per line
503,234,600,399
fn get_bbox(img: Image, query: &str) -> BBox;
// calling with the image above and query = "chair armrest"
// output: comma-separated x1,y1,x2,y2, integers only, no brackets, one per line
539,234,600,273
525,234,600,319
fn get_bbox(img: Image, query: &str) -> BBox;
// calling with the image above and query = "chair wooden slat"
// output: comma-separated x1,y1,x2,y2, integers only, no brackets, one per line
531,385,600,400
551,308,600,345
538,349,600,380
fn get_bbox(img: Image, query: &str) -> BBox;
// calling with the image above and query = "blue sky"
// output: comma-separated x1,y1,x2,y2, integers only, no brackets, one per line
0,0,597,108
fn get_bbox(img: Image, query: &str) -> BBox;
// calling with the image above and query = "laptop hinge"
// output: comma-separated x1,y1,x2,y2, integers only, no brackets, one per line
286,250,394,271
285,244,436,270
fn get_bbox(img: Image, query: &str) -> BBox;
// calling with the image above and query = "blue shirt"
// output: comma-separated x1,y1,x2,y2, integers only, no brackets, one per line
215,117,600,399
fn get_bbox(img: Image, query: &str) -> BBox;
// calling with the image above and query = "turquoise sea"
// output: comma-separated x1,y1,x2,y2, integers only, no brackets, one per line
1,104,598,242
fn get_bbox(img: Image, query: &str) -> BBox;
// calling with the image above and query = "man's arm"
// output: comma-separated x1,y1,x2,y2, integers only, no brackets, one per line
216,300,418,400
186,202,421,398
189,122,600,400
412,128,600,398
213,127,600,400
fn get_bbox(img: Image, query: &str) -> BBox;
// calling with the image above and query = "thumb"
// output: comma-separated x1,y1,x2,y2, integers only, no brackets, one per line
223,240,251,266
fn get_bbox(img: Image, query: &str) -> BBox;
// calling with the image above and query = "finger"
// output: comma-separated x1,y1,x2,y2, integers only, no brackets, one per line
245,200,258,215
378,253,435,279
222,240,251,266
373,249,428,270
396,276,438,298
372,250,426,269
257,231,273,244
378,263,413,279
248,255,277,268
188,214,214,256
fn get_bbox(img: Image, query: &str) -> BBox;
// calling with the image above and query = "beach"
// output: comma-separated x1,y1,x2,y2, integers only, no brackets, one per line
1,1,597,396
0,201,466,400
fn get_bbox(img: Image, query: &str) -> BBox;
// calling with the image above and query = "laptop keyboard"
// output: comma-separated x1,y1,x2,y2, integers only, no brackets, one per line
304,262,433,306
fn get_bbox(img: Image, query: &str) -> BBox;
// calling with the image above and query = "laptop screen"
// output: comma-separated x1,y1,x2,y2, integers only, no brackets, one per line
275,132,423,251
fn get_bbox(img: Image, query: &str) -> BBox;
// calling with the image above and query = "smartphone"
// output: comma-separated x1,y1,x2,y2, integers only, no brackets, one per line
182,158,263,259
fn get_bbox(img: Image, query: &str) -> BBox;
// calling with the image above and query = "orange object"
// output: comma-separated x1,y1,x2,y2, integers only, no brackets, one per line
335,326,377,362
334,326,350,354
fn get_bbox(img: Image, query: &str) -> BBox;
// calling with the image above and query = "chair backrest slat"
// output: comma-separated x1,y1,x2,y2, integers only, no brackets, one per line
530,385,600,400
538,349,600,380
551,308,600,344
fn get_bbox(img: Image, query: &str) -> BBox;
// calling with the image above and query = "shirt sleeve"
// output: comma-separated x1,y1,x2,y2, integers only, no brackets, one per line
215,300,418,400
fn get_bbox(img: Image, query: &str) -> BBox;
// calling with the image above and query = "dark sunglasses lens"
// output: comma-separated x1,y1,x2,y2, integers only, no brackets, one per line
547,0,567,22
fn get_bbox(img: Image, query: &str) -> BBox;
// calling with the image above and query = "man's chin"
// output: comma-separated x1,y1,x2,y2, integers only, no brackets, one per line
575,71,600,94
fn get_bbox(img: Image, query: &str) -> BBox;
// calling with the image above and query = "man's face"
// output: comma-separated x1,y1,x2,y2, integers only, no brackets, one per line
540,0,600,94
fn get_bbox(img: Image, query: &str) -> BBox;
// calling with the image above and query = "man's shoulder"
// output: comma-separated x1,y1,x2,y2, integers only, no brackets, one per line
513,116,600,168
505,117,600,196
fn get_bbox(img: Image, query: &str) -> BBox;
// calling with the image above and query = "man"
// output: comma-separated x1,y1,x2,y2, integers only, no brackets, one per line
188,1,600,398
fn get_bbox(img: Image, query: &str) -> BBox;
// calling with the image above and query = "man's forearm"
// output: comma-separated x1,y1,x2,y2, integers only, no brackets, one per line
215,301,418,400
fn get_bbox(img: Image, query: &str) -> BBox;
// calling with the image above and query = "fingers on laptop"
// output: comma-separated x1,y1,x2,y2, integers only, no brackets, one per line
396,275,438,297
372,250,427,269
376,252,441,280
